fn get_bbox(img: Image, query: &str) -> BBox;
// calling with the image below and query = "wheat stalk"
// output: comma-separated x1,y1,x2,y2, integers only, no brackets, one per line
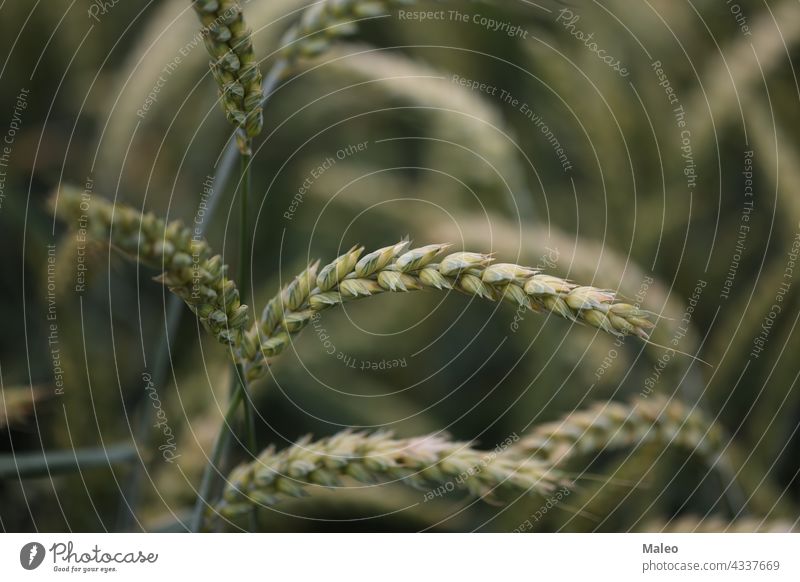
213,430,564,520
240,240,654,380
192,0,264,141
508,395,723,466
52,186,249,347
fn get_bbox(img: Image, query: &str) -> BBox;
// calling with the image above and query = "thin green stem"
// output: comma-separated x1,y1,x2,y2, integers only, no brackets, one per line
188,60,287,532
190,143,259,532
190,383,243,532
239,149,252,304
121,128,246,529
236,146,257,456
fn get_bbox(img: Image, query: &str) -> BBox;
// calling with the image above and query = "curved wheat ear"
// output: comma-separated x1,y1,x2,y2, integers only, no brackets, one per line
507,395,724,467
643,515,797,533
192,0,264,140
278,0,473,62
213,430,564,521
239,241,654,380
51,187,249,346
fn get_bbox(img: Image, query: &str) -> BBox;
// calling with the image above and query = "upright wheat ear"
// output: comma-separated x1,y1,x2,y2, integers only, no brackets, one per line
52,187,250,346
240,241,654,380
507,395,724,466
213,431,564,521
192,0,264,140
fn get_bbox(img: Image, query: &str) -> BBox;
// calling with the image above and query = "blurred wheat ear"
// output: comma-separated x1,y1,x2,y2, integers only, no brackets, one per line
212,431,565,524
508,395,725,466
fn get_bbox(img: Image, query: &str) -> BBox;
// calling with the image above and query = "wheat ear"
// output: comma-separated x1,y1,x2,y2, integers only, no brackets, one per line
192,0,264,140
507,395,724,466
52,187,249,346
239,241,654,380
278,0,479,62
214,431,563,520
279,0,397,62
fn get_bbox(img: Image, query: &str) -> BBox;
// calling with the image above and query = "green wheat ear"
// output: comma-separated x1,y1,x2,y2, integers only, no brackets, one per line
212,430,565,522
51,186,249,346
507,395,726,466
277,1,478,63
51,189,653,382
192,0,264,142
240,242,654,380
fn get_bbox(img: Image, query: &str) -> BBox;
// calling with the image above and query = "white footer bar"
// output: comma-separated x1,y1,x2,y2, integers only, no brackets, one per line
1,533,797,581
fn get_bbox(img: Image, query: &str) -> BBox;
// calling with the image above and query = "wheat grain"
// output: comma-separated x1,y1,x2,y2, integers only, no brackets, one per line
213,430,563,520
239,240,654,380
192,0,264,140
508,395,723,466
52,187,249,346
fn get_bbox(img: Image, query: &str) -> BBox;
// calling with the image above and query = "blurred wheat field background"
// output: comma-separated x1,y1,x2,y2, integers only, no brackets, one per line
0,0,799,533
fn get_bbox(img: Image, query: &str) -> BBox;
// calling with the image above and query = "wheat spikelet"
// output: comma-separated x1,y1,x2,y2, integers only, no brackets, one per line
214,430,563,519
192,0,264,139
52,187,249,346
644,515,798,533
509,395,723,466
240,240,653,380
